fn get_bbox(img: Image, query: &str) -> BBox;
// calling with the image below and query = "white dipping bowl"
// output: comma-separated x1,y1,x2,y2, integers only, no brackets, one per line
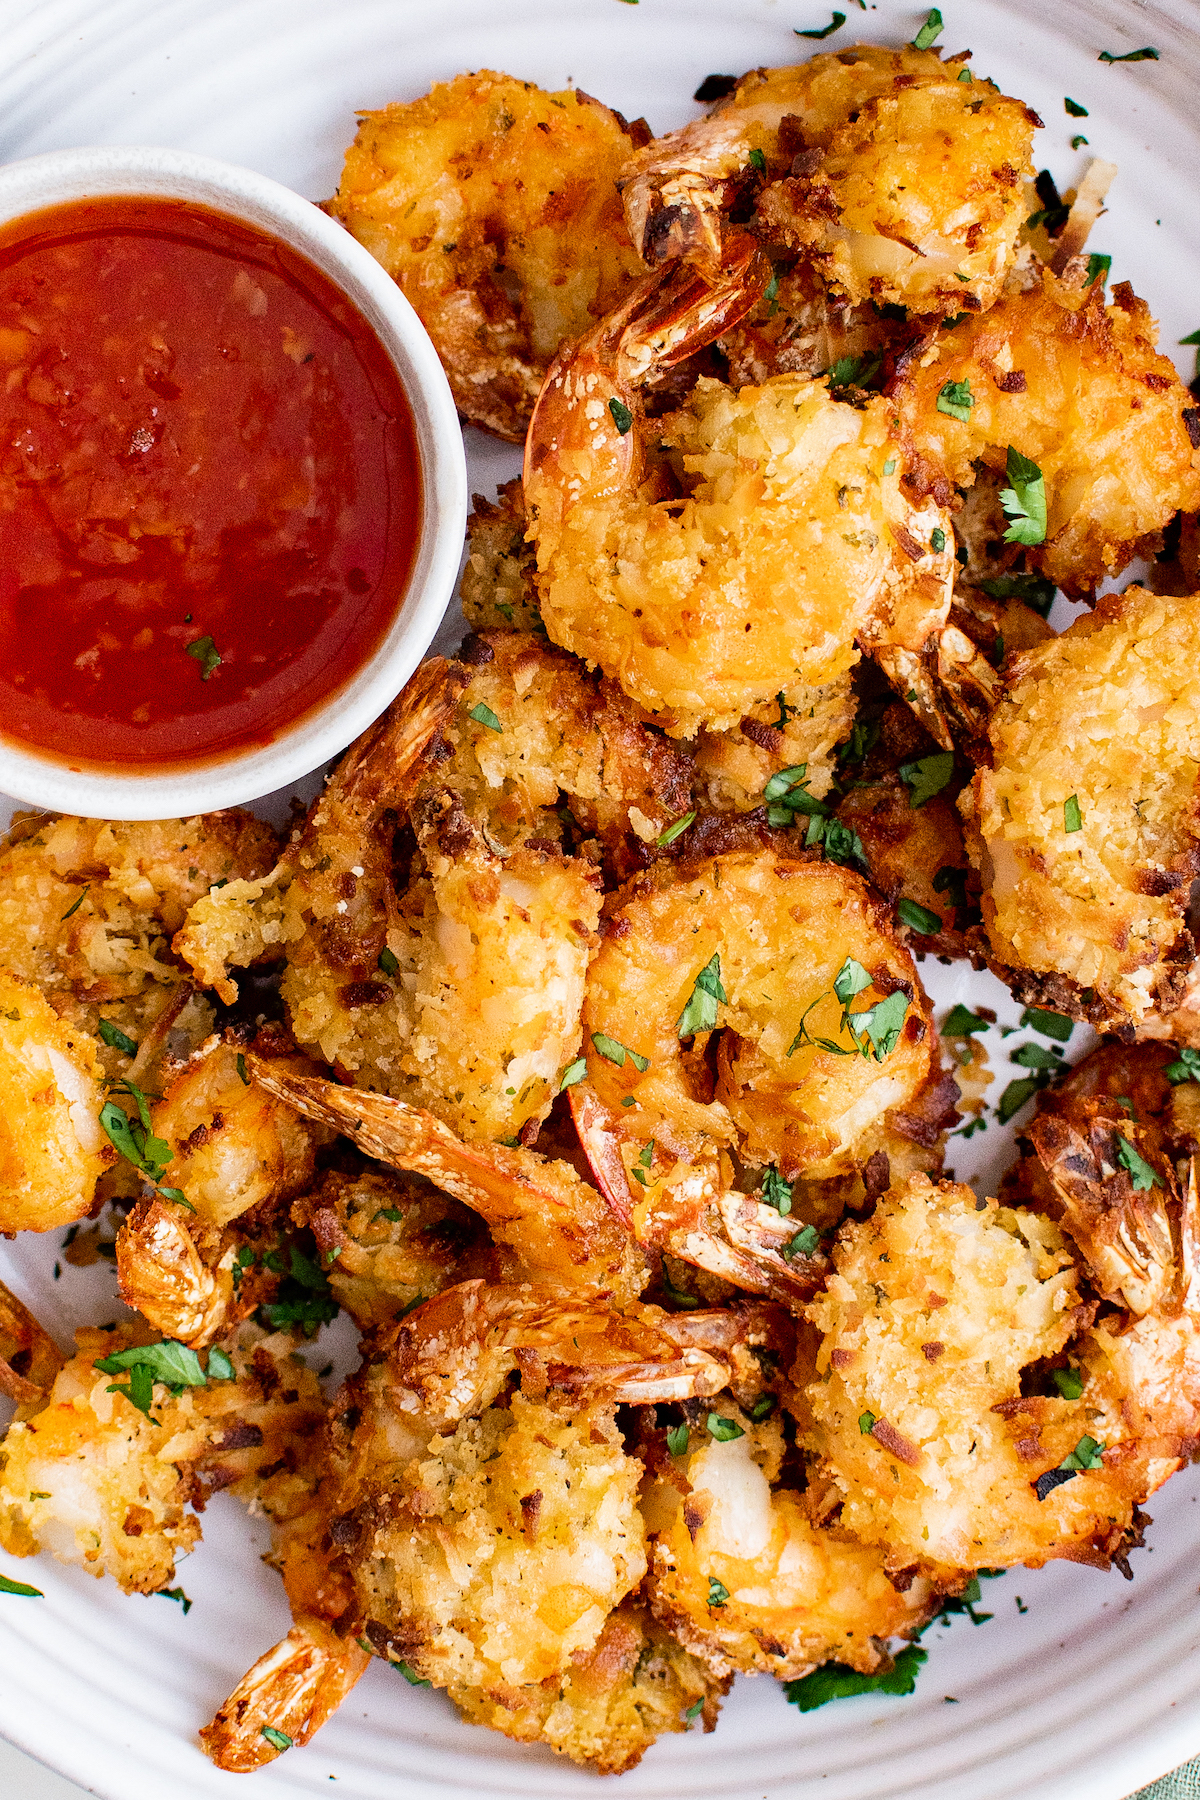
0,145,466,819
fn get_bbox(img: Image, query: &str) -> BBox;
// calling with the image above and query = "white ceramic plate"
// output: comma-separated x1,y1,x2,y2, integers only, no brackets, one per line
2,2,1199,1796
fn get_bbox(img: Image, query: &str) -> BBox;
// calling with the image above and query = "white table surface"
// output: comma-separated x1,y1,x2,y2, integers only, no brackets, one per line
0,1741,91,1798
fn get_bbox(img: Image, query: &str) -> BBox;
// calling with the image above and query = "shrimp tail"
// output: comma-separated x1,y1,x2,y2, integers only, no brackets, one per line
0,1278,64,1411
199,1619,370,1772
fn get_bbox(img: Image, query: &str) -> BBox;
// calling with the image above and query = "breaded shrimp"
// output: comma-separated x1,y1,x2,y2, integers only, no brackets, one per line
962,585,1200,1031
0,969,113,1233
326,73,648,440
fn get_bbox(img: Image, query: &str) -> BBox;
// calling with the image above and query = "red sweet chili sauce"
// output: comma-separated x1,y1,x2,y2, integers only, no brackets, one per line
0,196,421,773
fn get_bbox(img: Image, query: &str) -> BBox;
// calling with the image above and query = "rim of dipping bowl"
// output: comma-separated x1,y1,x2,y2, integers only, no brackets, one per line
0,143,466,819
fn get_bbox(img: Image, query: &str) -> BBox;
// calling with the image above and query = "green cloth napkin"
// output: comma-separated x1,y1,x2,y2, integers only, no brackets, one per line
1136,1764,1200,1798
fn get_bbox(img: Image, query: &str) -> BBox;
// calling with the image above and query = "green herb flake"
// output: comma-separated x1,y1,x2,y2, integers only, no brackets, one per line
747,146,767,172
0,1572,44,1597
1064,97,1088,117
206,1347,235,1382
1012,1041,1060,1071
99,1087,174,1186
707,1413,744,1442
707,1576,730,1608
899,751,954,808
858,1410,877,1435
157,1586,193,1614
1115,1135,1160,1191
785,1223,821,1259
684,1697,704,1722
236,1052,249,1086
677,953,727,1038
795,10,845,40
821,820,869,873
608,397,634,435
910,7,943,51
978,570,1057,617
957,67,972,83
559,1057,587,1092
378,947,400,978
60,885,90,921
95,1339,210,1417
936,378,974,423
393,1659,432,1687
1052,1366,1084,1400
942,1004,989,1037
1000,445,1047,546
657,810,695,848
591,1032,649,1072
468,702,502,733
97,1018,137,1056
1086,252,1111,287
930,527,946,553
897,897,942,935
186,635,222,680
1165,1046,1200,1085
883,456,896,475
260,1726,293,1752
666,1423,690,1456
997,1077,1042,1124
760,1166,793,1216
1071,134,1089,149
1063,794,1083,834
1061,1434,1106,1470
854,988,911,1061
785,1643,927,1711
750,1395,776,1421
1098,46,1159,63
1019,1006,1074,1042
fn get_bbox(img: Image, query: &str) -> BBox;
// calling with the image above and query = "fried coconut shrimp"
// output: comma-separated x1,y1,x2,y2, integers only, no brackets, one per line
895,264,1200,593
620,45,1037,315
0,1322,323,1594
112,1032,325,1347
326,72,648,440
0,969,112,1234
692,672,856,816
640,1393,936,1681
962,585,1200,1031
570,850,941,1300
0,810,277,1066
459,480,544,636
524,254,955,737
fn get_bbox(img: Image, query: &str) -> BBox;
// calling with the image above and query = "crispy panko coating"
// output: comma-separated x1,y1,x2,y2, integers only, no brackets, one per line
715,262,895,391
573,851,935,1299
895,266,1200,593
0,810,276,1062
692,673,856,815
0,1323,323,1595
0,969,113,1233
804,1174,1152,1578
327,72,647,440
526,360,954,737
291,1165,501,1330
459,480,543,636
640,1398,936,1680
963,586,1200,1030
621,46,1036,315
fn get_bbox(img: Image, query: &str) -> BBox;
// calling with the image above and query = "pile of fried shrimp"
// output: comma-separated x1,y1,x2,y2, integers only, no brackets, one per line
5,32,1200,1779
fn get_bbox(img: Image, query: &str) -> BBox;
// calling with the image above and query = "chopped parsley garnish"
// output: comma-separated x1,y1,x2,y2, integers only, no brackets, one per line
930,527,946,553
467,702,502,732
260,1727,292,1752
1071,134,1089,149
772,690,794,728
1000,446,1047,546
707,1413,744,1442
1165,1046,1200,1085
763,761,825,827
1063,794,1083,833
186,635,222,680
898,751,954,808
910,7,943,51
60,885,90,921
838,717,880,766
784,1224,821,1259
858,1410,877,1434
662,1265,699,1308
809,816,870,874
1086,252,1111,287
1012,1041,1060,1071
760,1166,793,1216
1038,1434,1107,1499
1115,1135,1160,1191
157,1587,193,1614
706,1577,730,1608
957,67,971,83
207,1347,235,1382
393,1660,431,1687
236,1052,249,1085
853,989,911,1058
1098,46,1159,63
666,1423,690,1456
1019,1006,1073,1042
883,456,897,475
0,1572,43,1597
99,1080,182,1200
747,147,767,173
933,865,971,917
1064,97,1088,117
785,1643,927,1710
257,1242,339,1337
677,953,727,1038
942,1004,988,1037
788,956,908,1063
657,810,695,847
94,1339,209,1419
684,1697,704,1722
978,570,1057,617
795,10,845,39
897,897,942,935
97,1018,137,1056
558,1057,587,1091
998,1076,1047,1124
378,947,400,977
1052,1366,1084,1400
631,1139,656,1187
591,1032,650,1072
608,397,634,435
750,1395,776,1421
938,1573,995,1626
936,379,974,422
